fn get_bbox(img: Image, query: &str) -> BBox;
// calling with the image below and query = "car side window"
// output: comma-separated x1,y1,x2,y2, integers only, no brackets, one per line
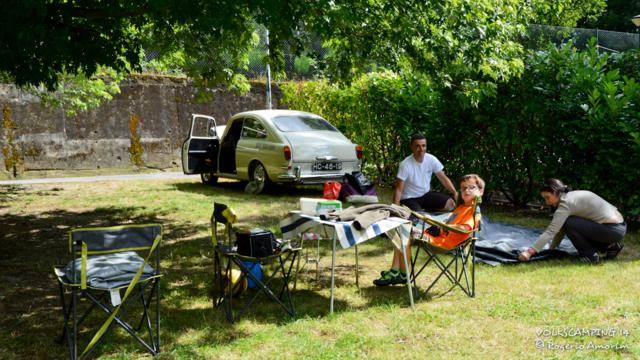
241,118,268,139
192,117,215,138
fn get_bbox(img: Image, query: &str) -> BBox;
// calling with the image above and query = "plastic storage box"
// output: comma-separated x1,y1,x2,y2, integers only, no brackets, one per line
300,198,342,215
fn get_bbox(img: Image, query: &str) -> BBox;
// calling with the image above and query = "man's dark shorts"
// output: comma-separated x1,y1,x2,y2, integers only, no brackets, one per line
400,191,451,212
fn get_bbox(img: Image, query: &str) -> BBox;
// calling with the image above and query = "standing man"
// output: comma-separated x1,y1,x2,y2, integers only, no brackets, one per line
394,133,458,212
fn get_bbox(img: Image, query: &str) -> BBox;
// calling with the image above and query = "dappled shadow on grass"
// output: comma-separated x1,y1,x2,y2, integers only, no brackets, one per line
0,206,202,359
172,180,322,198
0,184,23,208
0,184,66,210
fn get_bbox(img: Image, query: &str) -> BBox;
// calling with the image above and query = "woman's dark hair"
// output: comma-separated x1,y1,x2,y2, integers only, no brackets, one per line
540,178,571,195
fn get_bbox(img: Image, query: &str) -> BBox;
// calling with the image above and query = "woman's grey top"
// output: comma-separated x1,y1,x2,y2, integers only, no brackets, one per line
532,190,624,252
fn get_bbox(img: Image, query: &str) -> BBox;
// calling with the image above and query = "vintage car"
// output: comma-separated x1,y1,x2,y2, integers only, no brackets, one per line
181,110,362,192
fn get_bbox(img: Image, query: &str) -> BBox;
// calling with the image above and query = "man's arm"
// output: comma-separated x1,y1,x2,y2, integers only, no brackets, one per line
435,171,458,201
392,179,404,205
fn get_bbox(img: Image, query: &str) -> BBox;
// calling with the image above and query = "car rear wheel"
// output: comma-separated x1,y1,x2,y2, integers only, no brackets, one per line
250,162,270,194
201,172,218,185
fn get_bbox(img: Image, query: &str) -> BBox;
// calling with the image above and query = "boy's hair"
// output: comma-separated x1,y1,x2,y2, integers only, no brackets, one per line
459,174,485,190
410,133,426,144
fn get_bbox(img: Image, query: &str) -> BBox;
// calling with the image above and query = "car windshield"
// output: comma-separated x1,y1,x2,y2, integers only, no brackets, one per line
272,115,337,132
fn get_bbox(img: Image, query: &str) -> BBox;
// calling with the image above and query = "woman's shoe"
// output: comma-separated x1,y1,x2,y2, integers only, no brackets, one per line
579,253,601,264
604,242,624,260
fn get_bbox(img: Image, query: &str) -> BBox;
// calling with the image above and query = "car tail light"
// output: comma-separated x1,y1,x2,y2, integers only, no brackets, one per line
356,145,363,159
283,145,292,161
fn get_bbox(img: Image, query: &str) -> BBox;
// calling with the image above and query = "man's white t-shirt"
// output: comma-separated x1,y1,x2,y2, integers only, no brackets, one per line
397,153,444,200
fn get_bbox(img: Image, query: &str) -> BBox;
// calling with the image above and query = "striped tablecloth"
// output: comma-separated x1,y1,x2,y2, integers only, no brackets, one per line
279,211,412,249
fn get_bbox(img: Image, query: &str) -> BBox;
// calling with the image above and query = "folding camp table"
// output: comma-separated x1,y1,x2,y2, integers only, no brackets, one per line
280,212,414,314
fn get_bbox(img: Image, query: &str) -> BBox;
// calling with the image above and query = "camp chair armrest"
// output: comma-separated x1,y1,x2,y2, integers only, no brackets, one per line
408,210,474,235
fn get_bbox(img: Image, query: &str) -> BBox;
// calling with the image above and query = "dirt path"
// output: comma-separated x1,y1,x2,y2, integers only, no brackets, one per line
0,171,191,185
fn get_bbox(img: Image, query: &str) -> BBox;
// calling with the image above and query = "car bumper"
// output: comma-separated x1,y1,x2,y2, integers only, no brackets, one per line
277,173,346,184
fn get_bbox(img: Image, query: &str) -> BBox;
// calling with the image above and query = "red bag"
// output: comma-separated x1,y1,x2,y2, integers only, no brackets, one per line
323,181,342,200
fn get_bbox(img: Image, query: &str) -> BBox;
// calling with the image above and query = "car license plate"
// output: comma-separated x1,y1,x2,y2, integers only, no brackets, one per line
312,161,342,171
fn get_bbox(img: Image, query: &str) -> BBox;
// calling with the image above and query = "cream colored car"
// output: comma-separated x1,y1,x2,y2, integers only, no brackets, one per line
182,110,362,192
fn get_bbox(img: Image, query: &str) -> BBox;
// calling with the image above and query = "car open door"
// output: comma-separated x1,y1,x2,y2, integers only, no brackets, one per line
181,114,219,175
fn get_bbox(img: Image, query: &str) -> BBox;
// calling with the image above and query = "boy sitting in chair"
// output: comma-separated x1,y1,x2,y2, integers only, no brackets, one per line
374,174,484,286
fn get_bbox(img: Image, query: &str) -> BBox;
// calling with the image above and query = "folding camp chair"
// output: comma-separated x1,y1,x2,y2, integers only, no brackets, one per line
210,203,300,322
409,196,481,298
53,224,162,359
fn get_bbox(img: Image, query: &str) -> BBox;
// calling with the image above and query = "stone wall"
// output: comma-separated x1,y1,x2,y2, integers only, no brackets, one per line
0,75,282,171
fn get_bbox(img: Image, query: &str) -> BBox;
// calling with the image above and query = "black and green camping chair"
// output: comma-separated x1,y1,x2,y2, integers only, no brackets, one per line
53,224,162,359
409,196,481,298
211,202,299,322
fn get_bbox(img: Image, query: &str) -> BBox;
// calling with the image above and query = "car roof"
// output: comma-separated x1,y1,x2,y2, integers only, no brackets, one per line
232,109,323,122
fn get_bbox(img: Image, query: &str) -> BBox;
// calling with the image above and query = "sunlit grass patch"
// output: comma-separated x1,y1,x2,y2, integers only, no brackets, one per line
0,179,638,359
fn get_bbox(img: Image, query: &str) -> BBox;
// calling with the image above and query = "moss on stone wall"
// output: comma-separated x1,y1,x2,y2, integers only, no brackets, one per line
2,105,23,176
128,113,144,167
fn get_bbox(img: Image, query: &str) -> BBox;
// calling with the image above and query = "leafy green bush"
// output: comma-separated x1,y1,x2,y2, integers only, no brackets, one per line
281,43,640,217
282,72,439,184
471,43,640,214
293,55,317,76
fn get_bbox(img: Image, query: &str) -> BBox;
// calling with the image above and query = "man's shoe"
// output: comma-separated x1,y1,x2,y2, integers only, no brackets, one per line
373,269,407,286
604,242,624,260
579,253,600,265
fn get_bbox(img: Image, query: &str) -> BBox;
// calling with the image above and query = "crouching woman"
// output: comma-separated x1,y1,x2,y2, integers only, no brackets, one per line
518,178,626,264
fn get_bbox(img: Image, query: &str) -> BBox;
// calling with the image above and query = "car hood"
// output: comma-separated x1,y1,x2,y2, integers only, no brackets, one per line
283,131,356,162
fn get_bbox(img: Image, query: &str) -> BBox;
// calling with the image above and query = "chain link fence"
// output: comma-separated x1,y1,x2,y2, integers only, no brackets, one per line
527,24,640,53
244,25,328,79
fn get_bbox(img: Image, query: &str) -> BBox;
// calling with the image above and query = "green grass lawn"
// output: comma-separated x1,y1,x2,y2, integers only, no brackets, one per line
0,178,638,359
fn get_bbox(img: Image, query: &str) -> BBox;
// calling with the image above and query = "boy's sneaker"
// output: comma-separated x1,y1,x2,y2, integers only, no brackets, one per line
373,269,407,286
579,253,601,265
604,242,624,260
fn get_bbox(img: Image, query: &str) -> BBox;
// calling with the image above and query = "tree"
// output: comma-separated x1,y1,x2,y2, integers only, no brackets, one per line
579,0,640,32
528,0,606,28
0,1,311,90
300,0,606,107
0,0,607,113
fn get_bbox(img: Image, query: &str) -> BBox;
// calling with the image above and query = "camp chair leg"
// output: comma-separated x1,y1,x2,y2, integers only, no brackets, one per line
421,244,475,298
277,251,298,315
410,246,420,298
71,287,78,360
471,243,476,297
234,254,296,319
57,287,107,359
293,236,302,291
84,291,159,355
135,279,158,331
220,258,234,322
212,252,226,308
410,247,436,299
56,282,72,345
155,276,161,351
424,255,459,295
134,280,160,352
56,281,78,360
217,251,298,322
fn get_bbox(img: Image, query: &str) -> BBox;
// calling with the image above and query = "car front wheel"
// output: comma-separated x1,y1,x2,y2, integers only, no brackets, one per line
200,172,218,185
